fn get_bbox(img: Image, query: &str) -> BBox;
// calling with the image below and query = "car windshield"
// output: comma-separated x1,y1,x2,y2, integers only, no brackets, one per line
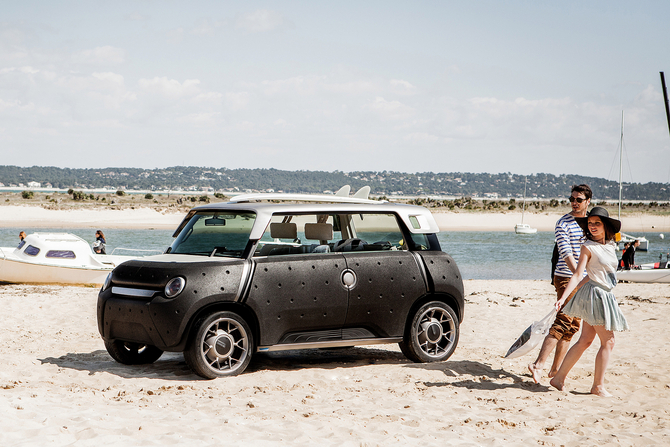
170,211,256,257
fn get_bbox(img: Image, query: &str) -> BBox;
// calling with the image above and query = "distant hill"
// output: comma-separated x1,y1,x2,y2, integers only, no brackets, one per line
0,165,668,201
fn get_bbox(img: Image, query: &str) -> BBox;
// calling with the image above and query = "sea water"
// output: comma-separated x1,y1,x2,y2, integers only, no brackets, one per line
1,227,668,280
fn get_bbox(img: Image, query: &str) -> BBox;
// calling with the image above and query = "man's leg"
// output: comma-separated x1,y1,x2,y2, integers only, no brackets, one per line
529,275,572,384
528,334,559,383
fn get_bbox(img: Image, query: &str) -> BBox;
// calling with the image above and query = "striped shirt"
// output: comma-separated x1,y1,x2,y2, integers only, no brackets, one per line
554,213,584,278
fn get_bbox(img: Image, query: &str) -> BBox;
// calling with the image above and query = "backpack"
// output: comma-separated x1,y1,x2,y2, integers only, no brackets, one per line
550,242,559,285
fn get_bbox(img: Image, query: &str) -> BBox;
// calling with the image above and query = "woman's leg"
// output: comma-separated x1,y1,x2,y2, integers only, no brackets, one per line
591,326,616,397
550,322,596,391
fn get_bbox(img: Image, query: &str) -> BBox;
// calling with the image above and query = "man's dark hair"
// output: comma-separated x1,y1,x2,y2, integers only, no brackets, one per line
571,184,592,201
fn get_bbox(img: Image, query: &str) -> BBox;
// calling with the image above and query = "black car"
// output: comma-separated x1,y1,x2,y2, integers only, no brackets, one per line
97,193,464,378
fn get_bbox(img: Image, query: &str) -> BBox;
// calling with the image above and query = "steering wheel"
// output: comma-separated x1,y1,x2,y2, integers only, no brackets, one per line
333,238,365,252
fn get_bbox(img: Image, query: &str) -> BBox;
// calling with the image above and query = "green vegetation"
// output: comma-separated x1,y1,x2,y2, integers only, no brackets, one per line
1,166,669,201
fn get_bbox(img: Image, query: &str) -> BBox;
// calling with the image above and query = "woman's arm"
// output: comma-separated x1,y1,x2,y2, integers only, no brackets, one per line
555,245,591,310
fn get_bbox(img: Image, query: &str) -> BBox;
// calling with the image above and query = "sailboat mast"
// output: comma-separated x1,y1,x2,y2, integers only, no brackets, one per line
521,177,527,224
661,72,670,138
618,111,624,220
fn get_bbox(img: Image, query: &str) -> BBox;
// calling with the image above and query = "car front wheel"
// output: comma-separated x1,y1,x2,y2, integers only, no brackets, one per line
400,301,459,363
184,311,253,379
104,340,164,365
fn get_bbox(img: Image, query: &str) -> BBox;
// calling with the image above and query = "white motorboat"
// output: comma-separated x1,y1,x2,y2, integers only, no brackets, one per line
618,232,649,252
514,177,537,234
514,223,538,234
0,233,144,286
617,267,670,283
617,253,670,283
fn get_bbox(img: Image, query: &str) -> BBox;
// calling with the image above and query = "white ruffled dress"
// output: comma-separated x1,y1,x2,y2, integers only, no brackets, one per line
561,240,629,332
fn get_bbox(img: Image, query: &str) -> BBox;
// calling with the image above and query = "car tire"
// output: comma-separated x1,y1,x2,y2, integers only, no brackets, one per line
400,301,459,363
104,340,164,365
184,311,254,379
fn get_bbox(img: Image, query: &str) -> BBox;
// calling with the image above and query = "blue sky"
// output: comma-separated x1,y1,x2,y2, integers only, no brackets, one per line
2,1,669,182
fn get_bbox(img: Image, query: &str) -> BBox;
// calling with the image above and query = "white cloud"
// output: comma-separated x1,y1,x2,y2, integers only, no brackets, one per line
138,77,201,98
390,79,416,93
364,96,415,120
72,46,125,65
192,19,219,36
92,72,125,85
177,112,220,126
225,91,249,110
194,91,224,104
235,9,291,33
125,12,148,21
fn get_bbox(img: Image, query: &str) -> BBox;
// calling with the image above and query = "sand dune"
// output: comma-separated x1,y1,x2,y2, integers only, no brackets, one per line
0,280,667,445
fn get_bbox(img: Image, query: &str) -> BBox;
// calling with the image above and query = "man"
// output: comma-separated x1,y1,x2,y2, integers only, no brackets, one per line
528,184,591,383
622,240,639,270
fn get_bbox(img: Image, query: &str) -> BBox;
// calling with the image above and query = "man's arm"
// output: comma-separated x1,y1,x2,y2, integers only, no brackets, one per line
555,220,578,273
563,254,578,273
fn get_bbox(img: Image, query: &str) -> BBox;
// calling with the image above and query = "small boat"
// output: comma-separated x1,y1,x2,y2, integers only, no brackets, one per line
618,232,649,252
617,267,670,283
617,253,670,283
0,233,146,286
515,177,537,234
514,223,537,234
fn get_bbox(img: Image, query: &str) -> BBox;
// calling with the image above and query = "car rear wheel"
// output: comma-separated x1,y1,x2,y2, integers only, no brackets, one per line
400,301,459,363
184,311,253,379
104,340,164,365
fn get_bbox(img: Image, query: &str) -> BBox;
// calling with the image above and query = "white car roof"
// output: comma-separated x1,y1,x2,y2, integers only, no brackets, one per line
175,201,440,239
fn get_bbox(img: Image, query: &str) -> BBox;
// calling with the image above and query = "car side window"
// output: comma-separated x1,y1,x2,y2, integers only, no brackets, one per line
255,212,416,256
255,214,341,257
347,213,407,251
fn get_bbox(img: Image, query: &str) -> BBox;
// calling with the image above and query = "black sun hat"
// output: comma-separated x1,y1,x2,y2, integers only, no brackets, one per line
575,206,622,234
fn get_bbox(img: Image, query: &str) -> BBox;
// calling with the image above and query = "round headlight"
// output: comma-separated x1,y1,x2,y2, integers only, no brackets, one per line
102,272,112,292
165,277,186,298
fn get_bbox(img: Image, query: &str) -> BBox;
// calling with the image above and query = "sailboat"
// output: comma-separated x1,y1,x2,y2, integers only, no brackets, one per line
514,177,537,234
614,111,649,251
617,73,670,283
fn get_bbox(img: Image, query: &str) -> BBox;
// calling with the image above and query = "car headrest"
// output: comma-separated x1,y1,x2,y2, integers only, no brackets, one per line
304,223,333,241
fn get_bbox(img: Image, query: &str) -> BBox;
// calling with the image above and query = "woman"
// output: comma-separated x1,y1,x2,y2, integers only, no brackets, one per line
94,230,107,255
549,207,629,397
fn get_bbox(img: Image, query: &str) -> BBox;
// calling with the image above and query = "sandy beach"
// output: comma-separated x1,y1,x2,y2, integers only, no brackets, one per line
0,280,667,445
1,204,669,233
1,203,669,445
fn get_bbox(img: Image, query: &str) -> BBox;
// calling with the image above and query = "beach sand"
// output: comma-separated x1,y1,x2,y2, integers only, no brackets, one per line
1,204,668,233
1,204,669,445
0,280,668,446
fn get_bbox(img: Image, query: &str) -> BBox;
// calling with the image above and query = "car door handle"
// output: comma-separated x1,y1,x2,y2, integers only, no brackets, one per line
340,269,357,290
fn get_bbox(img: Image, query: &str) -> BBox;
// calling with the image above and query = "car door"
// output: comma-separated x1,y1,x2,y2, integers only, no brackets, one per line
337,213,427,337
246,216,349,347
342,250,425,337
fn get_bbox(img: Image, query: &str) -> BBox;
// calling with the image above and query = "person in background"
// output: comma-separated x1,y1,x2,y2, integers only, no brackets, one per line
618,242,630,270
93,230,107,255
622,240,639,270
550,207,628,397
528,184,591,384
18,231,27,247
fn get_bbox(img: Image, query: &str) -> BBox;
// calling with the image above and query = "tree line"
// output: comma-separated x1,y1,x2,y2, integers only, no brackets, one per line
1,165,668,201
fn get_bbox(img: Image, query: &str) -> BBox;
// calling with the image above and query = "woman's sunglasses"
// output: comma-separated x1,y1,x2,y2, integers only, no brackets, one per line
569,196,586,203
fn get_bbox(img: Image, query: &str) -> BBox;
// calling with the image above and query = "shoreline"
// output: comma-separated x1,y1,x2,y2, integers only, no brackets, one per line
1,204,669,233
